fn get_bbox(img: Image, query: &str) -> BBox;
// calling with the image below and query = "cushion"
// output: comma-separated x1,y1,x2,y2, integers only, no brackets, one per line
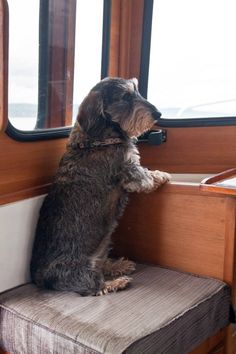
0,264,231,354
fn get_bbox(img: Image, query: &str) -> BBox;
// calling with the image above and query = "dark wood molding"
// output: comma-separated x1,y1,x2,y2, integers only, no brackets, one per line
109,0,144,79
0,184,50,205
0,0,8,131
200,168,236,195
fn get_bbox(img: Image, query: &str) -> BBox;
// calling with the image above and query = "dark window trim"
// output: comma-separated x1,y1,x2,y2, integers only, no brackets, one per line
139,0,153,99
6,0,111,142
139,0,236,128
157,117,236,128
37,0,50,129
101,0,111,79
6,121,71,141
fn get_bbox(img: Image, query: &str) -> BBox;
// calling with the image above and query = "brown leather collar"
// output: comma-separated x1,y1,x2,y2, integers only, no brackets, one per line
68,137,125,150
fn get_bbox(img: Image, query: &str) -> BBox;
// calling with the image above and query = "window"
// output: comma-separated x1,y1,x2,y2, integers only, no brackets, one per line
147,0,236,121
8,0,106,134
8,0,39,131
72,1,104,122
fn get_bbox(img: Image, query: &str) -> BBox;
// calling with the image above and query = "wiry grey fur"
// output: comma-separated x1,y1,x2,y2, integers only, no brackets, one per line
30,77,170,296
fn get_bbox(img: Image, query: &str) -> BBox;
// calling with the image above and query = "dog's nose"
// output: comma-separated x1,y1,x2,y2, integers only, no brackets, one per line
152,109,162,122
145,100,162,121
140,96,162,121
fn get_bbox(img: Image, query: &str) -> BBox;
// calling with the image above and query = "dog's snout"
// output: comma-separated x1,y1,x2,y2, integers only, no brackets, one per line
139,97,161,122
152,109,162,121
142,99,162,121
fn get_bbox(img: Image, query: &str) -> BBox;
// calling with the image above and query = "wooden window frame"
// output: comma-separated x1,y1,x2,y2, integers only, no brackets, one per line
6,0,145,141
108,0,145,79
6,0,111,141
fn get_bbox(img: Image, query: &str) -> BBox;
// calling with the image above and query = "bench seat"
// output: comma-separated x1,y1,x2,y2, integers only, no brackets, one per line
0,264,231,354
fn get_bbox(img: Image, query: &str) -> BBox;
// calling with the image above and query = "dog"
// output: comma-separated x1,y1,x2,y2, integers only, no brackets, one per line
30,77,171,296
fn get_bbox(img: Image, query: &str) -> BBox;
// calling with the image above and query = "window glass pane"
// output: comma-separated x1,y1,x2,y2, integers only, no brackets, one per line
72,0,104,122
8,0,104,131
8,0,39,130
148,0,236,119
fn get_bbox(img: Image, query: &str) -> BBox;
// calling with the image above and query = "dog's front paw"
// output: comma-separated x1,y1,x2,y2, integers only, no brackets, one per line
96,276,132,295
152,170,171,187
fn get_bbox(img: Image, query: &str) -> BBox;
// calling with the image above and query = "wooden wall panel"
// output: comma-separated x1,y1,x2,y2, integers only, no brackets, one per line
0,0,8,132
0,350,9,354
0,133,66,205
139,125,236,173
190,328,225,354
113,184,231,280
0,0,67,205
223,199,236,292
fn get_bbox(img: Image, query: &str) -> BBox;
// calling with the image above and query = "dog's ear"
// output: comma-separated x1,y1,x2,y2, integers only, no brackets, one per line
131,77,138,89
76,91,105,133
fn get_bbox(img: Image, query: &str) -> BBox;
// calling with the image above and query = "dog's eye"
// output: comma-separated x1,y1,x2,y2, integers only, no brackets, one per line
122,92,132,102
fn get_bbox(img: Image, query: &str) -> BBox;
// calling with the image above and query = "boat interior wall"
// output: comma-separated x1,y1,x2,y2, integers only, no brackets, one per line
0,176,234,297
0,195,45,292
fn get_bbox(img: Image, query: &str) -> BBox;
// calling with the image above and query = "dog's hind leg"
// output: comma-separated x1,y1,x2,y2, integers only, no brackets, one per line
35,257,131,296
34,257,104,296
102,258,136,277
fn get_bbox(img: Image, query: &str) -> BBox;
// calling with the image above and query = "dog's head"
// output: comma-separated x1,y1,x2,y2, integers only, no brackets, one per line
76,77,161,138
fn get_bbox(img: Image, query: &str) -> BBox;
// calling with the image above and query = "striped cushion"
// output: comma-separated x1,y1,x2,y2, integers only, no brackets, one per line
0,264,230,354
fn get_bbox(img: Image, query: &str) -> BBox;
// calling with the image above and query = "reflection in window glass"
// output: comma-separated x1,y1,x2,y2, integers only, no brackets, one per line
8,0,39,130
72,0,104,122
148,0,236,119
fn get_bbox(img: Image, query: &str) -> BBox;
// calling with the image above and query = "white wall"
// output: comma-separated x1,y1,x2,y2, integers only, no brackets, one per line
0,195,45,292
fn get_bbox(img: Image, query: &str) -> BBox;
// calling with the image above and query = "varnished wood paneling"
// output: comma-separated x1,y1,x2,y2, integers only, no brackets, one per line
0,0,68,205
113,184,236,351
232,326,236,353
0,350,9,354
0,184,49,205
118,0,144,78
0,133,66,205
46,0,76,128
128,0,144,79
118,0,132,78
190,329,225,354
113,184,230,280
201,168,236,195
201,168,236,186
0,0,8,132
223,199,236,290
224,325,236,354
139,125,236,173
108,0,121,76
109,0,144,79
